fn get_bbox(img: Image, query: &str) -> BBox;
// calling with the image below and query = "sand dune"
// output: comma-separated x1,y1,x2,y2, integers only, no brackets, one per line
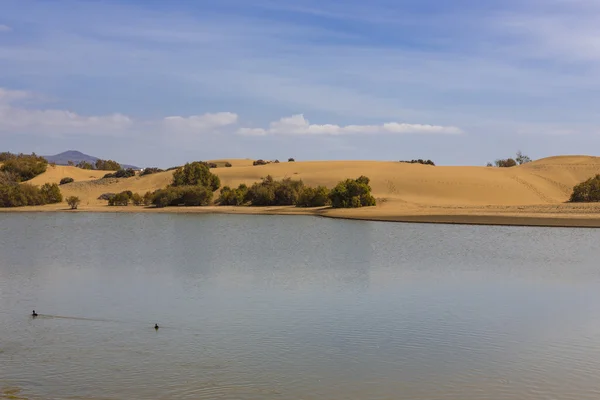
7,156,600,227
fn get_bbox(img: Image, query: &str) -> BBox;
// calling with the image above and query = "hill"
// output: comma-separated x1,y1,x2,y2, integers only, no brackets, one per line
43,150,139,170
7,156,600,227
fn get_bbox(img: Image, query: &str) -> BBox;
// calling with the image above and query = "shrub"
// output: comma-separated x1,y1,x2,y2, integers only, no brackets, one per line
225,162,232,168
296,186,330,207
143,191,154,206
66,196,80,210
218,184,248,206
103,168,135,179
40,183,62,204
60,177,74,185
95,159,121,171
166,166,181,171
172,162,220,191
140,167,164,176
208,163,218,169
76,161,94,170
274,159,280,164
0,183,45,207
288,158,295,162
131,193,144,206
0,171,18,185
399,159,435,166
494,158,517,168
253,159,268,166
245,176,305,206
570,175,600,202
150,186,213,208
0,153,48,181
98,193,116,201
329,176,376,208
515,151,532,165
108,192,130,206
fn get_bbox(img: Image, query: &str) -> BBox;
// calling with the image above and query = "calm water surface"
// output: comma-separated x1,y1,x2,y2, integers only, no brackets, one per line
2,213,600,399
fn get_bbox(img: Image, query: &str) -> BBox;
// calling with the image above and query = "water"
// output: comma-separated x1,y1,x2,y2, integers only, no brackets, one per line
1,213,600,399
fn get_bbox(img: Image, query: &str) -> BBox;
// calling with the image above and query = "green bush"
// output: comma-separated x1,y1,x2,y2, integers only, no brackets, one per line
296,186,330,207
253,159,268,166
66,196,80,209
329,176,376,208
218,184,248,206
0,153,48,181
150,186,213,208
245,176,305,206
131,193,144,206
172,162,220,191
103,168,135,179
140,167,163,176
0,181,62,207
225,162,232,168
399,159,435,166
40,183,62,204
76,161,94,170
570,175,600,202
95,159,121,171
108,192,130,206
60,177,74,185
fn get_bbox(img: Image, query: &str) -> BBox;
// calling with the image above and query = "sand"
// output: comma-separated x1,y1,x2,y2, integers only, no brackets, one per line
4,156,600,227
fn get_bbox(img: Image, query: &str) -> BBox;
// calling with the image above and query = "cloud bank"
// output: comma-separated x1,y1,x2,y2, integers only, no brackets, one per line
0,88,462,138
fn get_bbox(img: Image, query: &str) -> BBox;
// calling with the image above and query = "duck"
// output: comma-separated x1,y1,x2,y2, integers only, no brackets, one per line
32,310,38,317
154,323,159,330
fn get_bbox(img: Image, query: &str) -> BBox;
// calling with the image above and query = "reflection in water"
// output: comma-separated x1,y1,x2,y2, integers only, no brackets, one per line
1,213,600,399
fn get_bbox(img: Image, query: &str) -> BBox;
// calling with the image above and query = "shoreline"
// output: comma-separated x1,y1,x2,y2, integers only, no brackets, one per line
3,204,600,228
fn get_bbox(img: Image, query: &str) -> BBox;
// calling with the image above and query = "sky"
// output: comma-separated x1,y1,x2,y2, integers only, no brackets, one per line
1,0,600,167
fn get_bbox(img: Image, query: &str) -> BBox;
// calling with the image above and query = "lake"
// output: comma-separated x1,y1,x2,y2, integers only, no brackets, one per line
1,213,600,399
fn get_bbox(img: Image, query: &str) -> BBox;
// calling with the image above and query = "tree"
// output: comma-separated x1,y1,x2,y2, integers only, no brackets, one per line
95,159,121,171
131,193,144,206
66,196,81,209
108,192,130,206
0,153,48,181
296,186,330,207
40,183,62,204
329,176,376,208
570,175,600,202
218,185,248,205
60,177,74,185
515,151,532,165
172,162,220,191
225,162,232,168
288,158,295,162
67,160,75,166
76,161,94,170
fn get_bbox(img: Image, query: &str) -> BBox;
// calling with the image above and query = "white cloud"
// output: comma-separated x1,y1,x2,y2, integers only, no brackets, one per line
0,88,462,139
0,88,133,136
237,114,463,136
0,25,11,32
163,112,238,133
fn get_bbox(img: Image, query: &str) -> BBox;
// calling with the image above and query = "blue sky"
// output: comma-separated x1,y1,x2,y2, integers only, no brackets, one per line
1,0,600,167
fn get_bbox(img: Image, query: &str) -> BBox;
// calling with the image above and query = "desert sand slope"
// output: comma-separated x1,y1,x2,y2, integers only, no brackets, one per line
27,165,108,185
7,156,600,227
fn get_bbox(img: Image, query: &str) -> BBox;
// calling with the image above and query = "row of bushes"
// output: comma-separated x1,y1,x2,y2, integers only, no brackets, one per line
487,151,532,168
69,159,121,171
217,175,375,208
400,159,435,166
0,153,48,181
103,168,136,179
0,182,62,207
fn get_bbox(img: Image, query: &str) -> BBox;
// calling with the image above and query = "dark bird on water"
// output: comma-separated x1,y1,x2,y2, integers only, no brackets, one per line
32,310,38,317
155,323,159,330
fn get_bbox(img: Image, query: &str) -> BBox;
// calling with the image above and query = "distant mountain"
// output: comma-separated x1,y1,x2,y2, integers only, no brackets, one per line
43,150,139,170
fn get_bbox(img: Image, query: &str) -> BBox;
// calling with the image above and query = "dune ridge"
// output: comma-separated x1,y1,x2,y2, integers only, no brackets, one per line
6,156,600,227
